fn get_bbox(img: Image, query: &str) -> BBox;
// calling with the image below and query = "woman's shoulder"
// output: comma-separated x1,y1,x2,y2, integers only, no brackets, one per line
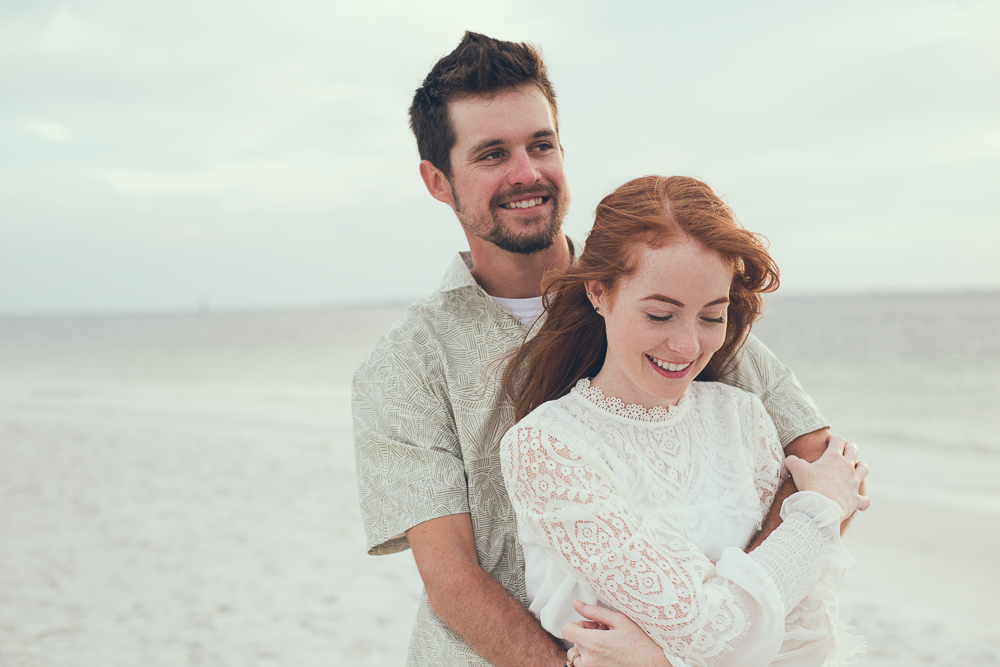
512,387,586,431
503,383,604,451
689,380,766,411
686,382,771,440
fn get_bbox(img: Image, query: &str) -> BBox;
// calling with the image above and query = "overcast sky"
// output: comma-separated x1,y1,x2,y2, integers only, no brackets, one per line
2,0,998,315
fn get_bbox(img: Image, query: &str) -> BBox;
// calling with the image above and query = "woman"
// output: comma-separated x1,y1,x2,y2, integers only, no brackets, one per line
499,175,869,666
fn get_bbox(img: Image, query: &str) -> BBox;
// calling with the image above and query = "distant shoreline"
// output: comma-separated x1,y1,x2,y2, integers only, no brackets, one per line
2,288,1000,322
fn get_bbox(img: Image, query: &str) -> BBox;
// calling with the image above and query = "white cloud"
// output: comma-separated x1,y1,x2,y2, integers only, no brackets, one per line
97,152,404,210
23,120,71,141
1,0,998,314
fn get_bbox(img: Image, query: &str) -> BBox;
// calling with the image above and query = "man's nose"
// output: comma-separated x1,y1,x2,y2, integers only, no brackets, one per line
507,149,541,185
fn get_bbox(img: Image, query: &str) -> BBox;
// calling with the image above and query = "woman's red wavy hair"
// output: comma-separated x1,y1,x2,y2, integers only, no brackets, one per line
503,175,779,421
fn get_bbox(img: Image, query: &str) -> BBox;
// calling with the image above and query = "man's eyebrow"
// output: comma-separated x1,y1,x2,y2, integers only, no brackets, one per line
468,138,504,158
466,130,557,159
641,295,730,307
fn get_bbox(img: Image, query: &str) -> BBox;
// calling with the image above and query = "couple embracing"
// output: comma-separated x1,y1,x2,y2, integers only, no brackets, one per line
353,31,869,667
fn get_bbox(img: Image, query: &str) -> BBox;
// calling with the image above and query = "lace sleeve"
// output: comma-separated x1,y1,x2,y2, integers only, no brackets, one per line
503,425,785,665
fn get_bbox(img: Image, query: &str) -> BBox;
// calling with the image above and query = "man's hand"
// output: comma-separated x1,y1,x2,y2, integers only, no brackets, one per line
785,435,870,519
406,513,566,667
746,428,867,552
562,600,673,667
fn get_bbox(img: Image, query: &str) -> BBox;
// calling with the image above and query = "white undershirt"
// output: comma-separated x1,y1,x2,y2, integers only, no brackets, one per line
491,295,544,328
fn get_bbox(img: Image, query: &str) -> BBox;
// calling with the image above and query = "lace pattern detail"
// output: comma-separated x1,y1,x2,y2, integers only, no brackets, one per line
504,426,747,662
574,377,686,423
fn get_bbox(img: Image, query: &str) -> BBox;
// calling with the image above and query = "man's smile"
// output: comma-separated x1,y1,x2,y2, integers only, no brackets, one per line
500,196,548,210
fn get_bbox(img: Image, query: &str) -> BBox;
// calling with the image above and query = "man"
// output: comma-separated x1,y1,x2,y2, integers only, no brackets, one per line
353,32,837,667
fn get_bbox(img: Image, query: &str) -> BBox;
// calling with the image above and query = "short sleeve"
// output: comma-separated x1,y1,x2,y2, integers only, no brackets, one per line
743,392,786,516
352,324,469,555
720,334,828,447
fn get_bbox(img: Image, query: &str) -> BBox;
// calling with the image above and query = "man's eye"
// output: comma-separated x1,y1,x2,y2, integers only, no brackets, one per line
536,142,553,152
482,150,503,160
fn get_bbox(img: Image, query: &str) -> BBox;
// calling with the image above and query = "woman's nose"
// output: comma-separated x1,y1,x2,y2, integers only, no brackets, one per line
667,325,699,359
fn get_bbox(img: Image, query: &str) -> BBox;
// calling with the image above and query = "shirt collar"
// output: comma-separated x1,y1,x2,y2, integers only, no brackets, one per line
437,251,479,293
436,238,577,295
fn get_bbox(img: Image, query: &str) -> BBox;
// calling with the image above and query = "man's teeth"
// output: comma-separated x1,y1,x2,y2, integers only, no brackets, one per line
649,356,691,372
503,198,542,209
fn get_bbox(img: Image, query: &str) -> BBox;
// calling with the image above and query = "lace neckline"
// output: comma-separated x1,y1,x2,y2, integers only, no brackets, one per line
572,378,689,423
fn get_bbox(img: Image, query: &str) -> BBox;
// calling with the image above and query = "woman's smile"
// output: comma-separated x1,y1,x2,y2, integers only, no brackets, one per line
645,354,695,378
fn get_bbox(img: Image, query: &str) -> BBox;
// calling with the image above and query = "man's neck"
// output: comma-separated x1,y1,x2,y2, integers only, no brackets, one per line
466,233,572,298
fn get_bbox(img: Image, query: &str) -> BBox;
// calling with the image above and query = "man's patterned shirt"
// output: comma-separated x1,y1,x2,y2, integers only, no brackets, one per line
352,251,828,666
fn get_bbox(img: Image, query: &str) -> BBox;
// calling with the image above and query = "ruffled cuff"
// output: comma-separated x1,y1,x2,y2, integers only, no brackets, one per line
781,491,857,573
749,491,856,615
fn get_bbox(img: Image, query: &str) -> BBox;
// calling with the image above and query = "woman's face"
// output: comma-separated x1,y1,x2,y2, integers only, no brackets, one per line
586,237,733,409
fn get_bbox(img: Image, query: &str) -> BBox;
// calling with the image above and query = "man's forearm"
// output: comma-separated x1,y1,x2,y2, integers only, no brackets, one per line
408,513,566,667
747,428,865,551
426,559,565,667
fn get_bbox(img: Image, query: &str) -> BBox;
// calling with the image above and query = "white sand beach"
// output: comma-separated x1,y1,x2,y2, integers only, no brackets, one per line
1,298,998,666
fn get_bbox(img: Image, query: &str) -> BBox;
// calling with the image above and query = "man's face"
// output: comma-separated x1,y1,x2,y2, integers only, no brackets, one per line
444,86,570,255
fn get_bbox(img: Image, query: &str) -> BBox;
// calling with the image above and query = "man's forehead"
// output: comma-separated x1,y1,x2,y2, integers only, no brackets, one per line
448,86,557,147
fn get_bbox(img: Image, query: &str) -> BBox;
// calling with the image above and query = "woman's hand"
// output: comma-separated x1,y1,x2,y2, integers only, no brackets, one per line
784,435,870,520
562,600,673,667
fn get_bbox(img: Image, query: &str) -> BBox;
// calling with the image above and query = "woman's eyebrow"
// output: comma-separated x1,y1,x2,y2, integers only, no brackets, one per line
641,294,683,306
640,295,730,307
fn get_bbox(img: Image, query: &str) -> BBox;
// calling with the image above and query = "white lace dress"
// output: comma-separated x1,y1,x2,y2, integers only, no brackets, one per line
500,379,863,667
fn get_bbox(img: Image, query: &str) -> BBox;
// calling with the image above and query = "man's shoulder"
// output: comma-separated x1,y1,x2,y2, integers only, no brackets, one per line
354,293,447,376
353,285,489,381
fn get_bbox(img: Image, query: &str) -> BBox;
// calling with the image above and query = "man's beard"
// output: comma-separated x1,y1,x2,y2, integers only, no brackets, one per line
452,183,569,256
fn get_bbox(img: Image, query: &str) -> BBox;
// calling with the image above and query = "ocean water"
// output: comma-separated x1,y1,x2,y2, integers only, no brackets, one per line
1,293,999,666
1,292,996,452
752,291,1000,454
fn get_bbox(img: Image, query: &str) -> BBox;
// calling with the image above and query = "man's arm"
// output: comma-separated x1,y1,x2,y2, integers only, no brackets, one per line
746,427,864,551
407,513,567,667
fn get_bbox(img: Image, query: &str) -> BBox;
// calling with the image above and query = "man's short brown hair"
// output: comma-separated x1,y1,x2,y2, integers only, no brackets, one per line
409,31,558,179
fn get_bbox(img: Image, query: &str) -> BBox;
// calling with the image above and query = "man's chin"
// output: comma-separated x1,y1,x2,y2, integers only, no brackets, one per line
495,236,556,256
489,224,561,255
491,211,566,254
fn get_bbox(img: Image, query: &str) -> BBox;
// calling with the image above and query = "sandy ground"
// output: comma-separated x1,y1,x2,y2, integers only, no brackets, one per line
1,308,998,666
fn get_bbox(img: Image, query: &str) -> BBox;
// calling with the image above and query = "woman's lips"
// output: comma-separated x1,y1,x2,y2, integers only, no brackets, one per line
646,354,693,379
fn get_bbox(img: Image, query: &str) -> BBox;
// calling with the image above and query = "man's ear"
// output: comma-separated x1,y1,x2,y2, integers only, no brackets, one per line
419,160,455,207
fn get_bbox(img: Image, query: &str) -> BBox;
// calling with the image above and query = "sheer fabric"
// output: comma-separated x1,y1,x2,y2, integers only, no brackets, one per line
500,380,862,666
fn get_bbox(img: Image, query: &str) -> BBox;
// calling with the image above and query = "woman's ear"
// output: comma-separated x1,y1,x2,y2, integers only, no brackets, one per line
584,281,606,314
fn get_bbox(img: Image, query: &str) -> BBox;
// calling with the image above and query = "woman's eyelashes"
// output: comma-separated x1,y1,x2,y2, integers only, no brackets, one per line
644,313,726,324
